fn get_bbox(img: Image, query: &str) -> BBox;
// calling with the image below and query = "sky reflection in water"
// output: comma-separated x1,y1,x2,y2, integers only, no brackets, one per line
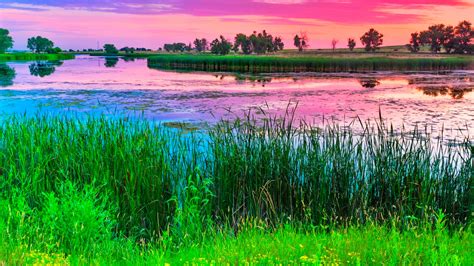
0,55,473,139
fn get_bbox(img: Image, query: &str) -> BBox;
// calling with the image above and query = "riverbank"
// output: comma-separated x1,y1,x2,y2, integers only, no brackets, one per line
147,54,474,73
0,53,75,62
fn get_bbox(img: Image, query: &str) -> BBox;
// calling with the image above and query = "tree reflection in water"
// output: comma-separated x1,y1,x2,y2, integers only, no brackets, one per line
0,64,15,87
359,78,380,88
29,61,63,77
104,57,119,68
417,86,473,99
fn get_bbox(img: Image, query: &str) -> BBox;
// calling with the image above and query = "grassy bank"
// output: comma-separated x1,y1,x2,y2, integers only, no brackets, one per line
2,223,472,264
147,54,474,73
0,53,75,62
0,113,471,263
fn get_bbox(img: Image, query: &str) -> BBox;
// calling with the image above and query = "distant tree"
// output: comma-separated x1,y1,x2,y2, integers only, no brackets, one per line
419,24,447,53
233,31,283,54
442,25,456,53
233,33,252,54
185,43,192,52
0,28,14,54
347,38,356,51
331,39,339,51
360,29,383,52
193,38,208,52
120,47,135,54
273,37,284,51
210,36,232,55
103,44,118,54
294,33,308,52
46,47,62,54
163,43,186,52
406,32,421,53
27,36,54,53
453,20,473,54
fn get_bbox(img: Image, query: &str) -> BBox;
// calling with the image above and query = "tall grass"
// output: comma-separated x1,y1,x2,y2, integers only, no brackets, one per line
0,112,471,244
147,54,474,73
0,53,75,62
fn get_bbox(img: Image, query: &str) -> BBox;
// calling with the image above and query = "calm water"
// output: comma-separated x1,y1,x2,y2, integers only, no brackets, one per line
1,55,473,138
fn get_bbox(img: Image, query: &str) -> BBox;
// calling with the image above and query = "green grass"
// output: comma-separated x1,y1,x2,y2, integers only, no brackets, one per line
0,53,75,62
2,222,472,264
148,54,474,73
0,112,471,263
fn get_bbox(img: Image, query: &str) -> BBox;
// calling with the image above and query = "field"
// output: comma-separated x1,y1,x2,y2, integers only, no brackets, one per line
0,112,472,264
0,53,75,62
147,53,474,73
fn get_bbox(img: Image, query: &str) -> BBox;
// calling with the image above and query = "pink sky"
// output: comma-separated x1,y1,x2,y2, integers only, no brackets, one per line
0,0,473,50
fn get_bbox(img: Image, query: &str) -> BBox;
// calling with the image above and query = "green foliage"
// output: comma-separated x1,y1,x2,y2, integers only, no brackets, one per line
103,44,118,54
46,47,62,54
210,36,232,55
0,113,472,263
163,42,187,52
0,28,14,54
27,36,54,53
166,167,215,248
360,28,384,52
148,54,474,73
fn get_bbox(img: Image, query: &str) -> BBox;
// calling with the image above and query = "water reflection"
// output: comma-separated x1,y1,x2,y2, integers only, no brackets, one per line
359,78,380,88
417,85,473,99
29,61,63,77
0,64,15,87
104,57,119,68
1,56,473,141
122,57,136,62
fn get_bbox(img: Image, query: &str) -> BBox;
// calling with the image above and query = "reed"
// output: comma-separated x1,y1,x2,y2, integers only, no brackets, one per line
0,112,470,242
147,54,474,73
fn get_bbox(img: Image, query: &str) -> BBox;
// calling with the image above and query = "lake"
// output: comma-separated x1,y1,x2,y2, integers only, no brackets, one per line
1,55,473,139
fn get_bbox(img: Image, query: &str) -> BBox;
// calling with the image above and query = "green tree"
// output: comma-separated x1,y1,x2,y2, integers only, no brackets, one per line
103,44,118,54
347,38,356,51
0,28,14,54
210,36,232,55
27,36,54,53
360,29,383,52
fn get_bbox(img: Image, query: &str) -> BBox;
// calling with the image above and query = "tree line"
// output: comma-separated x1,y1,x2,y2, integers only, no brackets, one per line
0,30,62,54
406,21,473,54
0,20,471,55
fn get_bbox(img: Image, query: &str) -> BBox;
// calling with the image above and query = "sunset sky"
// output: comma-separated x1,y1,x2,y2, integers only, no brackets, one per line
1,0,473,50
